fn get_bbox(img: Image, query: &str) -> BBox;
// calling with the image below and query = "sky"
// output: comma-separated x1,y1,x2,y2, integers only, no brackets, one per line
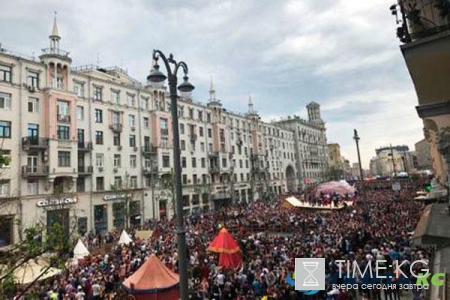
0,0,424,168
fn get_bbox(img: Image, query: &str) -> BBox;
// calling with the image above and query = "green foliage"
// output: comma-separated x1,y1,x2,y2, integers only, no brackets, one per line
0,154,10,167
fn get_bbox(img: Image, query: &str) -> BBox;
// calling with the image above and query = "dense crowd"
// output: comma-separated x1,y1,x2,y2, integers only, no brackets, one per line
18,180,431,300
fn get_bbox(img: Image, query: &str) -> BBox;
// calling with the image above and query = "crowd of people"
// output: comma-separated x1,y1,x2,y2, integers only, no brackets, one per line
17,179,432,300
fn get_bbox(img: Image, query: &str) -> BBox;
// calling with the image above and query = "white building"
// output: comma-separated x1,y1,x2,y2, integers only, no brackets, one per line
0,19,328,245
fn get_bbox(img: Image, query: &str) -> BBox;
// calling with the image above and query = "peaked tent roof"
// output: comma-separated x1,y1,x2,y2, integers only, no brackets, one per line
123,254,179,292
118,230,133,245
73,239,90,260
207,227,240,254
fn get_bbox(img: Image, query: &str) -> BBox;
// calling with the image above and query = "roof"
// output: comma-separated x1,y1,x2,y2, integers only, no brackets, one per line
284,196,303,207
413,204,450,244
208,228,240,254
123,254,179,292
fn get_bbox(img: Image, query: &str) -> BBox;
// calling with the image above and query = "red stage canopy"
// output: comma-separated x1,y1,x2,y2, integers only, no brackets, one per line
123,254,179,300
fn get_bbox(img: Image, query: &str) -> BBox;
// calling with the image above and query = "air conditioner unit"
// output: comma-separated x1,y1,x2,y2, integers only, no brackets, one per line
131,127,135,132
28,86,36,93
98,166,104,172
114,167,119,172
133,147,138,152
118,146,123,151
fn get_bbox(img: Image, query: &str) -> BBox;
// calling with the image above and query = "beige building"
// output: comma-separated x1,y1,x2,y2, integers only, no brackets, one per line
326,143,344,180
415,138,432,171
371,145,414,176
0,19,329,245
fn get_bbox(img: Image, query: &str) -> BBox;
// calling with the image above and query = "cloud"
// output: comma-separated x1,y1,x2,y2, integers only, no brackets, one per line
0,0,423,168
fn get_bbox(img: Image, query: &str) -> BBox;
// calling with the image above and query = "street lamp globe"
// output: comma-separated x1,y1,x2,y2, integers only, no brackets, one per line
147,63,167,83
177,75,195,93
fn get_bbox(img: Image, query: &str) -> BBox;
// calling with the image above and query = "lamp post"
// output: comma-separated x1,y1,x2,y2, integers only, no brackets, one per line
353,129,368,217
147,50,194,300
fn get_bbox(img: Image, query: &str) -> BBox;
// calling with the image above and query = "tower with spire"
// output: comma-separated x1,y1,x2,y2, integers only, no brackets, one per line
306,101,324,129
40,12,72,90
246,94,259,120
207,77,222,109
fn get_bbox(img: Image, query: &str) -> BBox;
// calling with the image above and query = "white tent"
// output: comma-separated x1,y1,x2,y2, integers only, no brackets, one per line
118,230,133,245
13,259,61,285
73,239,90,260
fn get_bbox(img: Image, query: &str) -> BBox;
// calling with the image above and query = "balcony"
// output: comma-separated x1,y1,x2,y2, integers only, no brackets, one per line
143,166,158,176
22,165,49,177
208,151,219,158
22,137,49,151
78,165,93,176
41,48,70,57
78,141,93,152
160,128,169,136
209,165,221,174
142,145,157,157
109,123,123,132
57,115,71,123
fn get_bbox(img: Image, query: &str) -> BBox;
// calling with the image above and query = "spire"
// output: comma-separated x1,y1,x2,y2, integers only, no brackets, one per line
50,11,60,39
209,76,216,102
248,94,254,113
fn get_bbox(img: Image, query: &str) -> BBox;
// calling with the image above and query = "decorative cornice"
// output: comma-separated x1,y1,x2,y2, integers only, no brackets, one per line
416,101,450,118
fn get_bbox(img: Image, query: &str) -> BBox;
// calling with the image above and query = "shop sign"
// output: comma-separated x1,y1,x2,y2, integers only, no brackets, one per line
37,197,77,207
103,193,133,201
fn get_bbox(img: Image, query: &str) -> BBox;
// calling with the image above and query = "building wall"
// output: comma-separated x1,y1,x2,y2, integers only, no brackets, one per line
0,27,328,244
415,138,432,170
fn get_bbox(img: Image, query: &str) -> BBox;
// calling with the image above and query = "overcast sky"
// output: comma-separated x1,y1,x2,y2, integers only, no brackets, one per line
0,0,424,168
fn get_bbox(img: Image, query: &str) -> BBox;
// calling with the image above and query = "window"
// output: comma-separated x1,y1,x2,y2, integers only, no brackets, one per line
57,125,70,140
182,157,186,168
201,157,206,168
0,180,10,197
94,109,103,123
114,176,122,188
207,113,211,123
129,114,135,128
127,94,136,107
93,86,102,101
130,176,137,188
180,123,185,134
222,158,227,168
27,97,39,113
111,90,120,104
198,111,203,121
112,111,120,126
200,142,205,152
181,140,186,151
208,128,212,138
57,101,69,120
160,118,168,135
192,158,197,168
162,155,170,168
76,106,84,121
208,143,213,153
76,177,85,192
143,117,149,128
27,71,39,88
95,131,103,145
58,151,71,167
129,134,136,147
96,177,104,191
141,97,148,110
193,174,198,185
199,127,204,137
96,153,104,167
182,174,187,185
113,133,121,146
114,154,121,167
0,92,11,110
74,82,84,97
0,65,12,82
130,155,137,168
27,180,38,195
189,108,194,119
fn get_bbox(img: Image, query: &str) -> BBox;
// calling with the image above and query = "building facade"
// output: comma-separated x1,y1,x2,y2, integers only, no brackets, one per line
370,145,415,176
326,143,344,180
415,138,432,171
0,19,328,245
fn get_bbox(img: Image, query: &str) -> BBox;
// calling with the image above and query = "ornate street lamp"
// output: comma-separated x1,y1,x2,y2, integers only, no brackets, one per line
147,50,194,300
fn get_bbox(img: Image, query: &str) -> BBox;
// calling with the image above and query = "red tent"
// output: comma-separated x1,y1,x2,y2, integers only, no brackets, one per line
207,227,242,269
122,254,179,300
